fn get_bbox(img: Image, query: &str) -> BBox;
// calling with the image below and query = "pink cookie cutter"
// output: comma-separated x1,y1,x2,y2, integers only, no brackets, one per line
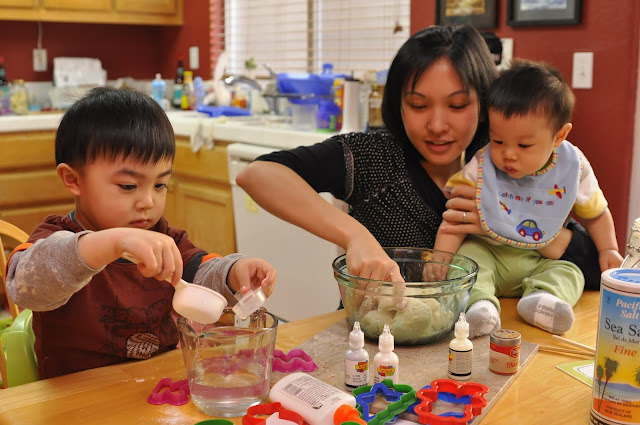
147,377,191,406
272,349,318,372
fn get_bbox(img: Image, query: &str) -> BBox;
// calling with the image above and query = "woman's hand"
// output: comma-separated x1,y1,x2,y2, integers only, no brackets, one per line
440,185,483,235
345,233,403,282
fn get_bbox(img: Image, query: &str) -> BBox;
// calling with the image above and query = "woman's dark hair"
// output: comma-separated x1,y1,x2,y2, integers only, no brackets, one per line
55,87,175,167
382,25,498,161
488,59,574,133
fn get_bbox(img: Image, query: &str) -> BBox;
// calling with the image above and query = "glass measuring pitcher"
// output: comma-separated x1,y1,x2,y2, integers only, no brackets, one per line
177,308,278,417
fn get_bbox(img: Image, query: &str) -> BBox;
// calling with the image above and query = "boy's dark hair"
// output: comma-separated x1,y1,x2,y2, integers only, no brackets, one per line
488,59,575,133
55,87,175,167
382,24,498,161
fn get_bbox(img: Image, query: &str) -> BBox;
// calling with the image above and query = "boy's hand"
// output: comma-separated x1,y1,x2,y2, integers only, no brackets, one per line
228,258,277,298
599,249,623,272
78,228,183,286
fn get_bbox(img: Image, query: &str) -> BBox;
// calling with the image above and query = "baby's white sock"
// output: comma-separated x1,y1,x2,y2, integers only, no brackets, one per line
466,300,501,339
517,291,574,335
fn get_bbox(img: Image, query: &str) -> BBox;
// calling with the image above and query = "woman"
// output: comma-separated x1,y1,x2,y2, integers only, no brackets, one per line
237,24,600,289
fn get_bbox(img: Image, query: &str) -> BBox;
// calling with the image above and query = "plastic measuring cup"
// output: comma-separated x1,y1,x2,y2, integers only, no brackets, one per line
232,286,266,320
122,252,227,324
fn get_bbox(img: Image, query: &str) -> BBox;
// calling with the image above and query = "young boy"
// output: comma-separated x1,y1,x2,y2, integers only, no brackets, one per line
6,87,277,379
434,59,623,338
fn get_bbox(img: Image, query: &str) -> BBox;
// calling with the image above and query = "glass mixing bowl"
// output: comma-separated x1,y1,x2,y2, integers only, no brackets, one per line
332,247,478,345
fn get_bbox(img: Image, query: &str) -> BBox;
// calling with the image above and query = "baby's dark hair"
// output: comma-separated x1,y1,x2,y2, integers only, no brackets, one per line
55,87,175,168
488,59,575,133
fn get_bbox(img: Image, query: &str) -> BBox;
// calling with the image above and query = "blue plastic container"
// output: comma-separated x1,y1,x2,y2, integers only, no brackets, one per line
277,63,346,105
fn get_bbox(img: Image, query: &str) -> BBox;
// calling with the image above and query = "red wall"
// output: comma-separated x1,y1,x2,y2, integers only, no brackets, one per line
0,0,212,82
413,0,640,248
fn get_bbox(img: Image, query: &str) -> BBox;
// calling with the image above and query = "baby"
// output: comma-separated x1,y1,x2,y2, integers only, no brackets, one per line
435,59,622,337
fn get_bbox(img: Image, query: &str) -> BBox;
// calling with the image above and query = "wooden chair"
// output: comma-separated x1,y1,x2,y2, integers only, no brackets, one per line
1,219,29,320
0,219,30,388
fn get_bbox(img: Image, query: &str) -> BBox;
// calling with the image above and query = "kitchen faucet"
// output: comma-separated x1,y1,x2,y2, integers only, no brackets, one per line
223,75,262,91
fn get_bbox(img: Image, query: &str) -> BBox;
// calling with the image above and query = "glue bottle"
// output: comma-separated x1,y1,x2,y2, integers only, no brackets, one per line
448,312,473,381
373,324,398,384
344,321,369,391
269,372,356,425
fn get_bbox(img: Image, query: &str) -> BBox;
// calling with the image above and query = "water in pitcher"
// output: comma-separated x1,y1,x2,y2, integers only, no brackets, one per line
177,309,278,417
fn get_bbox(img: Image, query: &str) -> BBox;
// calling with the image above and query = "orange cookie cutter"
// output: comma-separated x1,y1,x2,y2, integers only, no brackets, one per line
413,379,489,425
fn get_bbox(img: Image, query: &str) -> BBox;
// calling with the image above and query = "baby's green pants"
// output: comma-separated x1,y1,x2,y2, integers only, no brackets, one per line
458,236,584,312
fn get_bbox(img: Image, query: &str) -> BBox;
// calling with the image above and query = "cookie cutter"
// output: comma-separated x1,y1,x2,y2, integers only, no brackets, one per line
413,379,489,425
272,349,318,372
146,377,190,406
242,402,305,425
353,380,416,425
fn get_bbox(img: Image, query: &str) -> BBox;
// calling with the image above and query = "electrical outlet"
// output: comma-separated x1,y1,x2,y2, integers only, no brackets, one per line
189,46,199,70
572,52,593,89
33,48,47,72
189,46,200,69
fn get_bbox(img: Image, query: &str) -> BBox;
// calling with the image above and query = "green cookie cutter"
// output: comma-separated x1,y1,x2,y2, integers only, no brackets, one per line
352,380,416,425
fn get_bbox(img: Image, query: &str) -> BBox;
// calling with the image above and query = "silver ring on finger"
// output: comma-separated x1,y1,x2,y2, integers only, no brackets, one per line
462,211,467,224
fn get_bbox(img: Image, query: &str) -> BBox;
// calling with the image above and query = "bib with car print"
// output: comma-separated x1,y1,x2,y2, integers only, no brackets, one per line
477,141,580,249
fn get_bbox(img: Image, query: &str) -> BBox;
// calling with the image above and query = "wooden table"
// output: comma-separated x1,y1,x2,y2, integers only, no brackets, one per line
0,292,600,425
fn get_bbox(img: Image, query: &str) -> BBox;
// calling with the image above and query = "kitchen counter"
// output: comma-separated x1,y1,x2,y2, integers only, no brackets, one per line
0,110,332,149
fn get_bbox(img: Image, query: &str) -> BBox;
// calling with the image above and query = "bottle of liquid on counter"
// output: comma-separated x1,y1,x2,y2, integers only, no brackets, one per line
0,57,10,115
172,57,185,109
269,372,356,425
9,79,29,115
193,76,205,110
448,312,473,380
621,217,640,269
151,73,166,106
344,321,369,391
373,324,398,384
181,70,194,110
368,83,384,130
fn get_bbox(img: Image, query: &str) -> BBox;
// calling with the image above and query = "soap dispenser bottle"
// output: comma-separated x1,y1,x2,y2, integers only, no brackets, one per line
448,312,473,380
151,73,166,106
373,324,398,384
344,321,369,390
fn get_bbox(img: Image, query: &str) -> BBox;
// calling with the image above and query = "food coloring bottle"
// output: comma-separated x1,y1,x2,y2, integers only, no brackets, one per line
448,312,473,380
373,324,398,384
344,321,369,390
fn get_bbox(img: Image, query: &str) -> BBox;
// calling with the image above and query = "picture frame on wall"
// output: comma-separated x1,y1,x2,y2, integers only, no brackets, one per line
507,0,582,27
436,0,497,29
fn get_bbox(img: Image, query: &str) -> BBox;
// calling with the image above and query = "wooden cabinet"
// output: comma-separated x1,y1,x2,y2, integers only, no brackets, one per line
0,0,182,25
164,137,236,256
0,131,75,235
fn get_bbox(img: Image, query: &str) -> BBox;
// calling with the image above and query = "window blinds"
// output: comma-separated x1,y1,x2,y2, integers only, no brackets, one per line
210,0,410,79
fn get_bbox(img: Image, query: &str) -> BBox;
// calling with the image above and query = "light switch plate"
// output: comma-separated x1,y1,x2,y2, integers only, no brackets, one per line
33,48,47,72
572,52,593,89
189,46,199,70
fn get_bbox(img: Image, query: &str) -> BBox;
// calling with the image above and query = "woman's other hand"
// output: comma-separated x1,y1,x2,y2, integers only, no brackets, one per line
440,185,483,235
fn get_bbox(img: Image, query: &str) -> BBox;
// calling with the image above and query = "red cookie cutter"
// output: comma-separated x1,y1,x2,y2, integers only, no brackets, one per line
413,379,489,425
272,349,318,372
242,402,305,425
147,377,191,406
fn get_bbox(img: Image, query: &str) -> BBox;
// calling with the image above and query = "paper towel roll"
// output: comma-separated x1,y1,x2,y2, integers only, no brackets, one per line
340,79,360,133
